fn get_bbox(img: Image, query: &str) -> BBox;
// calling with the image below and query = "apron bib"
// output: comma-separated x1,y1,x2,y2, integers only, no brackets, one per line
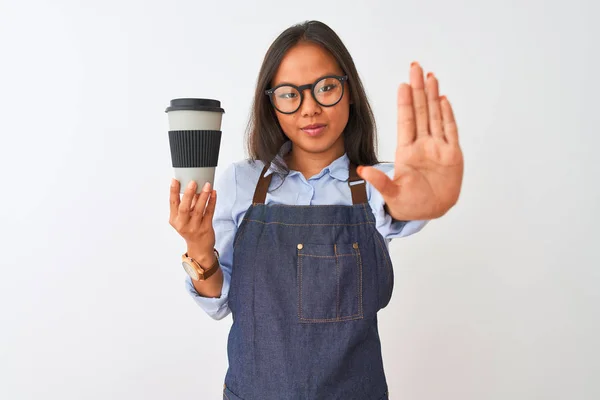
223,162,394,400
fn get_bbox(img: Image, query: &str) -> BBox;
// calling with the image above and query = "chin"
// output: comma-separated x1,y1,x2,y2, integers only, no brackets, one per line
297,135,342,154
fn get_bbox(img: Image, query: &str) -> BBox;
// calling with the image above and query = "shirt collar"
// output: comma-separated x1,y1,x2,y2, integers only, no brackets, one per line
264,141,350,182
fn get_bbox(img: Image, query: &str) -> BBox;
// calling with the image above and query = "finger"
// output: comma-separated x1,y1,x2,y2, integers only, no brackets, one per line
410,62,429,138
200,190,217,229
397,83,415,146
178,180,199,223
357,166,399,200
440,96,459,144
169,179,181,222
426,72,444,140
190,182,212,223
190,192,201,212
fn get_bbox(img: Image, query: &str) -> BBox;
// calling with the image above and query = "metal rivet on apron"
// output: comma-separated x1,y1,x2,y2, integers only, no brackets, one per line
297,244,303,250
353,243,359,249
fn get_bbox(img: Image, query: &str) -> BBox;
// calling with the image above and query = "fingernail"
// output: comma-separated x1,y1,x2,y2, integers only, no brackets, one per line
187,180,195,189
427,72,434,79
411,61,419,67
202,182,211,192
171,178,176,187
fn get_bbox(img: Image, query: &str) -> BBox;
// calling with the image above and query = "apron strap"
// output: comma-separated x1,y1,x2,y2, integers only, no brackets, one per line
252,162,368,205
348,162,368,205
252,163,274,205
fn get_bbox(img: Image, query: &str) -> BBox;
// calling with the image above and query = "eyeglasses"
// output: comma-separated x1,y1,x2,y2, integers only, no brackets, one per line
265,75,348,114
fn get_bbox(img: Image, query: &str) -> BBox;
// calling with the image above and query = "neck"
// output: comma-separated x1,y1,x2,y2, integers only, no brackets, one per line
285,139,346,179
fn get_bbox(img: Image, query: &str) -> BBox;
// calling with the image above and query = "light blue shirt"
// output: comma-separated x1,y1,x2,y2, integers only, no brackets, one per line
185,141,428,320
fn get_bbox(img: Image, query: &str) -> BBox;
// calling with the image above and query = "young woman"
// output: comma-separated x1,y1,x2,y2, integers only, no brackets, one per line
169,20,463,400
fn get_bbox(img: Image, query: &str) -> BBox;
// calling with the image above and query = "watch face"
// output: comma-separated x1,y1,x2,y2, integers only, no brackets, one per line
182,261,199,281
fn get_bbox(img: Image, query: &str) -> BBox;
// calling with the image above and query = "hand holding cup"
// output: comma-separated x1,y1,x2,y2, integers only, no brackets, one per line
169,178,217,261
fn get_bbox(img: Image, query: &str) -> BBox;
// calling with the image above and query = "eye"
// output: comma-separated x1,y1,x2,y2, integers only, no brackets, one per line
317,83,338,93
278,92,298,99
274,86,299,100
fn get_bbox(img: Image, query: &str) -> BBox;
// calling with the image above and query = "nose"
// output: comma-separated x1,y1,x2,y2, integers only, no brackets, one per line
299,88,321,117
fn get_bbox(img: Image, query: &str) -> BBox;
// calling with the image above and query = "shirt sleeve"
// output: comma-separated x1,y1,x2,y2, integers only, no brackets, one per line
184,162,237,320
367,163,429,241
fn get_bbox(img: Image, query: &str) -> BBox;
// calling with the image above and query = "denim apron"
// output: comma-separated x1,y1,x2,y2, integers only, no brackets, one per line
223,162,394,400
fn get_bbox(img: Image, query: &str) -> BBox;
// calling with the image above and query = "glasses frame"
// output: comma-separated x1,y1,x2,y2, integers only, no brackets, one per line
265,75,349,114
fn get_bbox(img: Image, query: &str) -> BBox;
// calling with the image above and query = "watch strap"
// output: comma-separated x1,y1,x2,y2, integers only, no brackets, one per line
185,249,220,280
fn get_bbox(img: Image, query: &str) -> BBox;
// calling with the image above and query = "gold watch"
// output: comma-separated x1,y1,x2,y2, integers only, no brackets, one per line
181,249,220,281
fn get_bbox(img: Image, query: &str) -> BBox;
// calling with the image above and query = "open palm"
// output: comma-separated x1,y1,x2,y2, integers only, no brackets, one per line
358,62,464,220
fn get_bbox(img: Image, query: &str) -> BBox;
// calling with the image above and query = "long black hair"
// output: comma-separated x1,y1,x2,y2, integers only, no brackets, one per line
245,20,379,175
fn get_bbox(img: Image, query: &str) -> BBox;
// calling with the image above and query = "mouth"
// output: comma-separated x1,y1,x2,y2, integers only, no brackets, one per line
301,124,327,137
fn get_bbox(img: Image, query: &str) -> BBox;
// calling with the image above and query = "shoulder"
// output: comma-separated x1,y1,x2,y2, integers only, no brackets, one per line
230,159,267,186
215,158,266,197
216,159,265,181
232,158,267,176
212,159,266,224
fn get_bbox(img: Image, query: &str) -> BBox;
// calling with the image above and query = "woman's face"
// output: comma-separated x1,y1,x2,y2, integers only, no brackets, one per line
270,41,350,158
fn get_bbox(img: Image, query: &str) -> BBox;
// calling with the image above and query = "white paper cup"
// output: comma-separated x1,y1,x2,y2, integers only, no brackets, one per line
166,98,225,194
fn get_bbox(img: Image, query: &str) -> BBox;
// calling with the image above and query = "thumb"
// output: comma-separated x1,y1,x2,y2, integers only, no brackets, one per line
357,166,398,199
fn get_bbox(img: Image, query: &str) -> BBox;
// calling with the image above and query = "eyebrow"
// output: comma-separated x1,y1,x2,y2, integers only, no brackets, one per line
272,72,342,87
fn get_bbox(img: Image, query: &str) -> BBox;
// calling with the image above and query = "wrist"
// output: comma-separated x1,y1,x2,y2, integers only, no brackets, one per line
186,246,216,268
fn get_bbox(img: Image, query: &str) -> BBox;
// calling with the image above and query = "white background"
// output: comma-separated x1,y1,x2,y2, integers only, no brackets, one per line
1,0,598,399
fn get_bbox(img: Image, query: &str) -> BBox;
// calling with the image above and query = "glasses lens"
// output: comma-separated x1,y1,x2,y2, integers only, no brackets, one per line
314,77,343,106
272,86,301,113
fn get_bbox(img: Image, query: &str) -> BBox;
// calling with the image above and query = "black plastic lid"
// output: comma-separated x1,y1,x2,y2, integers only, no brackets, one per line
165,98,225,113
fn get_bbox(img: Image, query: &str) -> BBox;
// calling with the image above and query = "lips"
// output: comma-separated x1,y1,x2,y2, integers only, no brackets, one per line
301,124,326,137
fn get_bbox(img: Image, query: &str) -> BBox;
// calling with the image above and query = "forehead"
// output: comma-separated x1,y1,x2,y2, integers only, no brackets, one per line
272,41,342,85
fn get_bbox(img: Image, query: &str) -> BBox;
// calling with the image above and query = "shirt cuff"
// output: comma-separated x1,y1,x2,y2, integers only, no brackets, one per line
390,219,429,239
184,270,231,320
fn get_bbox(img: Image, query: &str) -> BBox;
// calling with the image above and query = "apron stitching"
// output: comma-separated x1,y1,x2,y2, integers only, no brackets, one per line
233,220,249,251
300,314,363,323
368,203,376,222
243,219,373,226
297,248,302,320
334,244,340,319
299,254,335,259
251,204,367,208
355,244,364,316
299,254,354,258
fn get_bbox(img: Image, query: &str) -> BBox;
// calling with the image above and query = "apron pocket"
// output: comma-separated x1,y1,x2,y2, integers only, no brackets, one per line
296,242,363,323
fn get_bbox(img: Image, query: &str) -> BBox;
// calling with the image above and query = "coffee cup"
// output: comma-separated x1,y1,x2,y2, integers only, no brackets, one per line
166,98,225,194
